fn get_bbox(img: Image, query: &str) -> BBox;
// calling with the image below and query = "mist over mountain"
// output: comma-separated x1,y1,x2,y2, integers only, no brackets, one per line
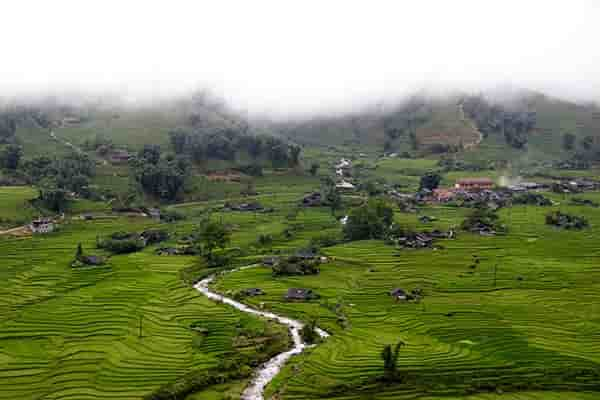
1,1,599,116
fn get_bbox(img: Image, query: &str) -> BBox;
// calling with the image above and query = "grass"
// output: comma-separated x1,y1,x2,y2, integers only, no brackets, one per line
210,195,600,399
0,186,38,227
3,148,600,399
0,217,286,400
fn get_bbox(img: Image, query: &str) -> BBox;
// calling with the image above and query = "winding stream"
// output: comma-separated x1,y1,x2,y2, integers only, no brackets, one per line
193,269,329,400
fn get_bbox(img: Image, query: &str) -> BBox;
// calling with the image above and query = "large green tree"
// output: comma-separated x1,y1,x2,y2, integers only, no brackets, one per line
381,341,405,381
419,172,441,191
343,198,394,241
195,218,231,262
0,144,23,170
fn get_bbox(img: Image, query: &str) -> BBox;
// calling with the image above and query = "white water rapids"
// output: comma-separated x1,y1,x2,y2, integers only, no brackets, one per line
193,269,329,400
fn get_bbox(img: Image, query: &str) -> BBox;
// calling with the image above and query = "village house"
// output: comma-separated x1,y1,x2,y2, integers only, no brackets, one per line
389,288,407,301
61,116,82,126
285,288,319,301
29,218,54,234
454,178,494,191
109,149,131,164
262,256,280,267
336,180,356,192
301,192,322,207
241,288,265,297
147,208,161,220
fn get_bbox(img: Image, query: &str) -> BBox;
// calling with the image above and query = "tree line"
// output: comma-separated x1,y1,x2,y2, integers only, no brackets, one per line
169,127,301,168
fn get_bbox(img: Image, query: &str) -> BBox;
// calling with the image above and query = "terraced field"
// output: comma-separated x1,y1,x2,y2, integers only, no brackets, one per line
0,186,38,222
3,170,600,400
0,217,276,400
212,197,600,399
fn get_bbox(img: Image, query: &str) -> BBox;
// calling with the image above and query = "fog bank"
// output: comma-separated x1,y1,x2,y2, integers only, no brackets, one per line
1,1,599,116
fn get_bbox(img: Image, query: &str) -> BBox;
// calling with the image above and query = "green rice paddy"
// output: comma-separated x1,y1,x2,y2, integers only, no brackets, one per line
2,176,600,399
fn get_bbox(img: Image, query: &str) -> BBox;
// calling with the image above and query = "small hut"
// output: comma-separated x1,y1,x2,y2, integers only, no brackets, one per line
285,288,318,301
389,288,407,301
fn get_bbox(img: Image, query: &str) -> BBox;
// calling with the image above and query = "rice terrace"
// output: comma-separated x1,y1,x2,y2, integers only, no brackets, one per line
2,3,600,398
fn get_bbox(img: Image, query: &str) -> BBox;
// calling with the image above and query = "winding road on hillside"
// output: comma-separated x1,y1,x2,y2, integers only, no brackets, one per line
194,267,329,400
458,102,483,149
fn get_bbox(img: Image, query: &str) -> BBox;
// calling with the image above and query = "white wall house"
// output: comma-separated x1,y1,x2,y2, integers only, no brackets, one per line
29,218,54,234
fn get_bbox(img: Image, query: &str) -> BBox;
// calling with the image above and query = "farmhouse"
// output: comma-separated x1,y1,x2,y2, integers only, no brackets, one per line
301,192,322,207
285,288,319,301
241,288,265,297
29,218,54,234
81,255,105,266
336,180,355,192
147,208,161,220
454,178,494,191
109,150,131,164
262,256,280,266
389,288,407,301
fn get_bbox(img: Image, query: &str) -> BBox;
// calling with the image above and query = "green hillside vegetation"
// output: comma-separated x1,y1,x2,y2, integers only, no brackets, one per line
0,186,38,227
3,90,600,400
213,196,600,399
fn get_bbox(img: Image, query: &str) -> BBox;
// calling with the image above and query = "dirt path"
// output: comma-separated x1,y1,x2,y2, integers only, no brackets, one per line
194,266,329,400
458,103,483,149
0,225,30,236
50,130,83,153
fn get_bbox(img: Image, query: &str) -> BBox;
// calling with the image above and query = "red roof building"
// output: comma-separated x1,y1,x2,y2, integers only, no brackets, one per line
454,178,494,191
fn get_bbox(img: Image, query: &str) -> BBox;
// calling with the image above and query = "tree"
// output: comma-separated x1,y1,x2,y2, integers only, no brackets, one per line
309,162,320,176
562,133,576,151
343,199,394,241
300,319,319,344
0,114,16,144
322,178,342,216
0,144,23,170
39,187,69,212
169,129,190,154
139,145,161,165
381,341,405,381
419,172,441,191
196,218,231,262
581,135,594,151
75,243,84,261
288,144,302,167
133,156,190,201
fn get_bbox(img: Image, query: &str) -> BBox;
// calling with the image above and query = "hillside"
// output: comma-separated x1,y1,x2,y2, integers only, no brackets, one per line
5,91,600,167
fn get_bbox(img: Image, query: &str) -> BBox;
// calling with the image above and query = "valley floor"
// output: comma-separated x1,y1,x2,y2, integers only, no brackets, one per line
2,183,600,399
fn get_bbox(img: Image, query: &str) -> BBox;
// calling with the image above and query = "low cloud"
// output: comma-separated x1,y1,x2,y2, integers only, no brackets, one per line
1,1,599,115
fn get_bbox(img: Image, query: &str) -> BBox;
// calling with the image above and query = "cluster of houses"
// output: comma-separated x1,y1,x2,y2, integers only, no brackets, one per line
335,158,356,192
417,177,547,204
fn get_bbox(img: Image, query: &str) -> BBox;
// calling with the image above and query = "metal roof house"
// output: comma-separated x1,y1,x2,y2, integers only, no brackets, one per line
285,288,319,301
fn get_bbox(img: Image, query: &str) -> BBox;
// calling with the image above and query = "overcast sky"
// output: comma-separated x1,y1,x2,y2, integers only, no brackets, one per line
2,1,599,115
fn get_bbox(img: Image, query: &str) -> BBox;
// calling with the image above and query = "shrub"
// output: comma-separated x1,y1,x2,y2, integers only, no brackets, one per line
141,229,169,245
272,256,320,276
512,193,552,206
300,320,319,344
160,209,186,222
461,207,505,234
99,238,145,254
545,211,588,230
